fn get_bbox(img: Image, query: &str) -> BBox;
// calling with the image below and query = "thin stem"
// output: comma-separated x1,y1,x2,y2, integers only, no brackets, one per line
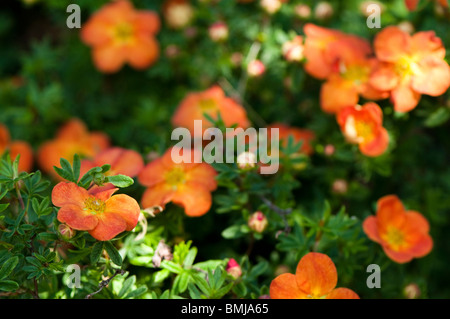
258,195,292,233
85,269,125,299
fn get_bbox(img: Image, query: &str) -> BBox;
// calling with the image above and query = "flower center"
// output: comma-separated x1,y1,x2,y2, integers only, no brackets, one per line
385,227,405,251
342,64,369,86
198,98,218,112
354,120,374,141
114,23,134,43
395,56,419,79
165,167,186,189
84,197,106,214
344,115,374,144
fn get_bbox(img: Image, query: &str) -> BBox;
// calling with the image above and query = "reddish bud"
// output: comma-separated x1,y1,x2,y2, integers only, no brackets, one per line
226,258,242,279
248,211,268,233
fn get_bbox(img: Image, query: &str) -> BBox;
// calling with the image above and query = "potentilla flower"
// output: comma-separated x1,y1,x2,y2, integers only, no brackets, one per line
226,258,242,279
303,23,372,80
138,147,217,217
171,86,250,137
208,22,229,42
270,252,359,299
0,124,33,172
336,102,389,157
363,195,433,263
247,60,266,77
81,0,160,73
38,119,110,179
248,211,268,233
52,182,141,241
163,0,194,29
268,123,315,156
370,26,450,112
282,36,304,62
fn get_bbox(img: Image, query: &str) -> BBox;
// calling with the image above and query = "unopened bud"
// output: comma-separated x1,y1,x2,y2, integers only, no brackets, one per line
165,45,180,59
282,36,304,62
247,60,266,77
163,0,194,30
226,258,242,279
248,211,268,233
209,22,229,42
230,52,244,67
237,151,257,169
332,179,348,194
404,283,421,299
274,265,290,277
314,2,334,20
58,223,76,239
324,144,335,156
294,4,311,19
397,21,415,34
260,0,283,14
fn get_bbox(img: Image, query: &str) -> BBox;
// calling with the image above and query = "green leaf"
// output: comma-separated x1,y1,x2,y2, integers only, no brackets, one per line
124,286,147,299
104,241,122,267
0,280,19,292
221,225,245,239
106,175,134,188
119,275,136,298
177,271,190,293
160,260,183,274
424,107,450,127
72,154,81,182
90,242,104,264
0,256,19,280
183,247,197,268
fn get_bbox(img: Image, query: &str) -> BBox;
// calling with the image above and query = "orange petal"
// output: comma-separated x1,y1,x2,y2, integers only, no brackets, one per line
270,273,308,299
92,45,126,73
90,132,110,153
172,182,213,217
391,83,421,113
105,194,141,231
382,246,414,263
57,119,88,141
359,127,389,157
0,124,10,149
362,216,382,244
57,204,98,231
369,63,399,92
127,36,159,69
320,76,359,114
92,187,118,202
138,157,168,187
88,212,127,241
326,287,360,299
52,182,89,207
374,26,410,63
295,252,338,297
185,163,217,192
411,31,446,60
94,147,144,177
376,195,407,231
141,184,175,210
411,57,450,96
405,0,419,11
9,141,34,172
135,11,160,35
219,97,250,130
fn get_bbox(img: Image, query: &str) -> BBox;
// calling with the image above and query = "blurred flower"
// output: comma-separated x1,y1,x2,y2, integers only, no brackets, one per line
0,124,33,172
404,283,421,299
208,22,229,42
337,102,389,157
138,147,218,217
360,1,385,17
370,26,450,112
248,211,268,233
52,182,141,241
163,0,194,29
152,240,173,267
165,44,180,58
363,195,433,263
226,258,242,279
332,179,348,194
270,252,359,299
171,85,250,137
237,151,257,169
260,0,286,14
268,123,315,156
314,1,334,20
397,21,415,34
80,147,144,192
58,223,76,240
405,0,419,10
303,23,371,80
247,60,266,77
38,119,110,180
230,52,244,67
294,4,311,19
81,0,160,73
324,144,335,156
282,36,304,62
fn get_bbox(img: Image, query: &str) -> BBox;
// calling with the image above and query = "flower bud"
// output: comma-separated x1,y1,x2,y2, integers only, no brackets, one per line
248,211,268,233
165,45,180,59
274,265,290,277
332,179,348,194
209,22,229,42
58,223,76,239
314,2,334,20
324,144,335,156
282,36,304,62
260,0,283,14
230,52,244,67
397,21,415,34
237,151,257,169
404,283,421,299
226,258,242,279
247,60,266,77
163,0,194,30
294,4,311,19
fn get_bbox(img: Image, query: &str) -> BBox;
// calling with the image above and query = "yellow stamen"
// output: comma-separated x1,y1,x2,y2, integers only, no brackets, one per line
165,167,186,189
84,197,106,214
114,23,134,44
198,98,217,111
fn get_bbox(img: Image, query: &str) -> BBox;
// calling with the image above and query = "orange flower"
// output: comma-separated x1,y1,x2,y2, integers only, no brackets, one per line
38,119,110,179
81,0,160,73
138,147,217,217
270,252,359,299
0,124,33,172
405,0,448,10
171,86,250,137
268,123,315,156
370,26,450,112
319,38,389,114
363,195,433,263
303,23,371,80
337,102,389,157
52,182,141,241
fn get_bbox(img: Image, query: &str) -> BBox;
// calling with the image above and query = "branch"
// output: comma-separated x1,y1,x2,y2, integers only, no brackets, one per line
258,195,292,233
85,269,125,299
